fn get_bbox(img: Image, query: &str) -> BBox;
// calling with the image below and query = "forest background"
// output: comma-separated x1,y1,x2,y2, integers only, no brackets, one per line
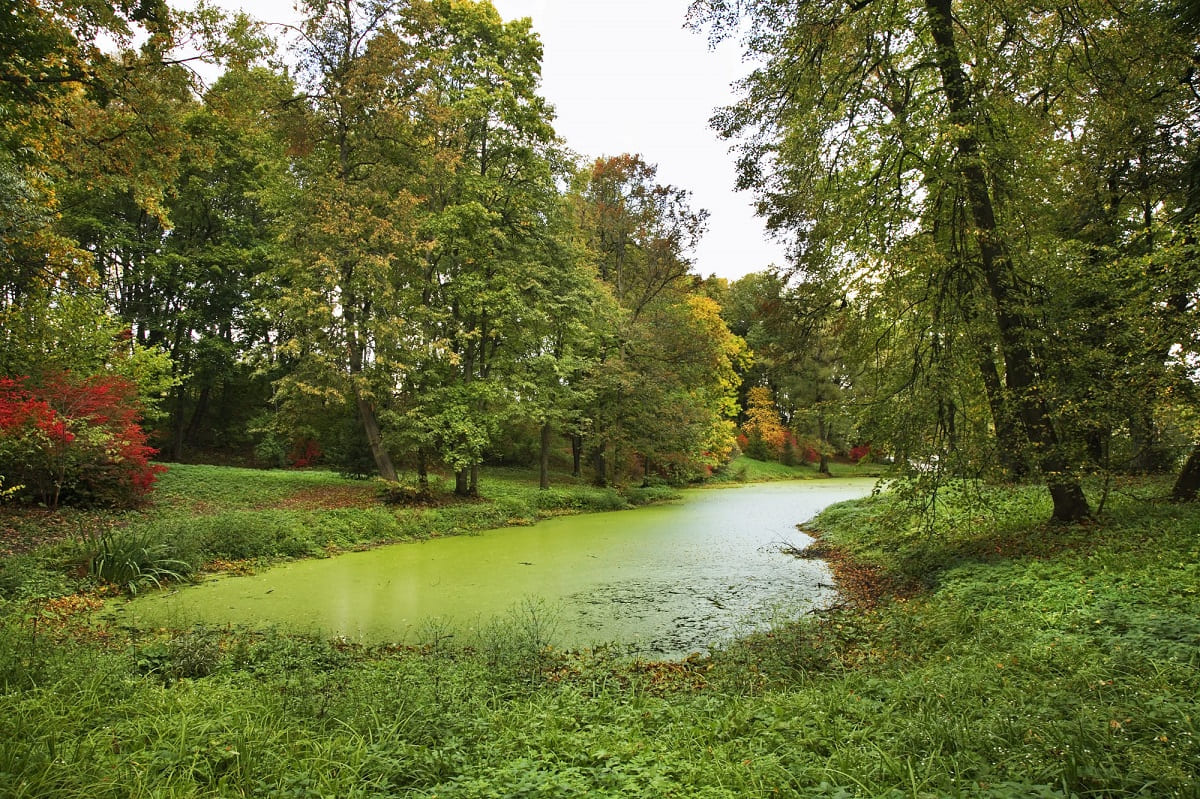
1,0,1199,519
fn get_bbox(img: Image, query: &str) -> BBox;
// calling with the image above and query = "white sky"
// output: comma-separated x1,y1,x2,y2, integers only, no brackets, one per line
192,0,787,280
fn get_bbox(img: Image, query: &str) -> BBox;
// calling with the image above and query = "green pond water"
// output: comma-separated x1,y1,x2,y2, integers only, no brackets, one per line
109,479,875,658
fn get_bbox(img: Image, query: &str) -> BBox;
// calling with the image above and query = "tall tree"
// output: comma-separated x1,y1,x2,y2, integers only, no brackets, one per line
402,0,562,495
0,0,188,309
690,0,1197,521
512,199,617,490
580,154,709,319
1168,0,1200,501
572,154,743,485
273,0,431,482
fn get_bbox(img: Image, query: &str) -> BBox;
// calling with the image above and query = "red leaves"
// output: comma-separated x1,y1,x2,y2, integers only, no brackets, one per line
0,379,58,435
0,372,164,508
848,443,872,462
288,438,322,468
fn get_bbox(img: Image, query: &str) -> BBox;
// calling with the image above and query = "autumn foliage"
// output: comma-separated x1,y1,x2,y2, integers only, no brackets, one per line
740,386,789,461
848,443,872,462
0,372,164,508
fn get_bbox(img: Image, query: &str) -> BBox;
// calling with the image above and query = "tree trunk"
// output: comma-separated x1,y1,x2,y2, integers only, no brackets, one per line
417,448,429,489
817,416,830,475
353,385,397,482
455,467,469,496
469,464,479,497
975,343,1028,479
1171,445,1200,502
184,383,211,449
1129,410,1172,473
345,287,398,482
925,0,1089,521
1085,428,1109,469
170,385,188,462
571,433,582,477
591,443,607,487
539,421,551,490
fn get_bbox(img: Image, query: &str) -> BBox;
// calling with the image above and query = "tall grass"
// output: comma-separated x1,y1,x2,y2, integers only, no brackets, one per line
87,526,195,595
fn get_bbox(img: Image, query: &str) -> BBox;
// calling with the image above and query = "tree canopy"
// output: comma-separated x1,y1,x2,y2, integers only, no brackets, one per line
690,0,1200,519
1,0,753,500
3,0,1197,515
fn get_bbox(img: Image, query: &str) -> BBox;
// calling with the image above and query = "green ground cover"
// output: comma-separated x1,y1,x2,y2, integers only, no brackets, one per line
712,455,887,483
0,467,1196,797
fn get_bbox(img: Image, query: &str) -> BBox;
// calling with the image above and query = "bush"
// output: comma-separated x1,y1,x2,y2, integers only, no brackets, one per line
375,475,443,506
288,438,322,468
0,372,165,508
848,443,872,462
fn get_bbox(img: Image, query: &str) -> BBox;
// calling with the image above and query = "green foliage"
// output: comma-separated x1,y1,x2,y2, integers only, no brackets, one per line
87,527,196,596
0,553,73,602
0,293,176,418
251,429,288,469
692,0,1200,520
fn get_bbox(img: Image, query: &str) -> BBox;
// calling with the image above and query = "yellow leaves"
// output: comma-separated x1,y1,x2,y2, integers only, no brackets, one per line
742,385,789,453
41,593,104,619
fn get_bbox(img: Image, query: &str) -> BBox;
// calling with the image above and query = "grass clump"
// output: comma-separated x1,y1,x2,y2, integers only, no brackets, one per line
87,526,196,595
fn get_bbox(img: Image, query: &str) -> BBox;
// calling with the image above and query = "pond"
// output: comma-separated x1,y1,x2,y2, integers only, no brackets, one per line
108,479,876,658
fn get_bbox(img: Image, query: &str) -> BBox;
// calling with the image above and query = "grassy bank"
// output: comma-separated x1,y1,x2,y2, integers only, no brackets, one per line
1,469,1197,796
0,463,678,601
713,454,887,483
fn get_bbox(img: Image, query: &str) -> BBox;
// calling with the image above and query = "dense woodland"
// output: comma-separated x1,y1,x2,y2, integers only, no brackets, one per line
2,0,1199,519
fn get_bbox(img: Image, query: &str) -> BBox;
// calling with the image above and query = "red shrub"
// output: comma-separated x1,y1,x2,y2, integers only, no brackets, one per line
289,438,322,468
848,443,872,462
0,372,165,508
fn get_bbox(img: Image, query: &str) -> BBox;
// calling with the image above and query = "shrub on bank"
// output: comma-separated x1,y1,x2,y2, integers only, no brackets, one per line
0,372,164,508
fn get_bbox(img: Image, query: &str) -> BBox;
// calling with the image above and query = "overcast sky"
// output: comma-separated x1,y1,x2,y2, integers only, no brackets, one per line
192,0,787,280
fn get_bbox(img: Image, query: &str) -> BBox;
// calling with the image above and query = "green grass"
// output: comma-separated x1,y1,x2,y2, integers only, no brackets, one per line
711,455,889,483
150,464,363,511
0,469,1196,796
